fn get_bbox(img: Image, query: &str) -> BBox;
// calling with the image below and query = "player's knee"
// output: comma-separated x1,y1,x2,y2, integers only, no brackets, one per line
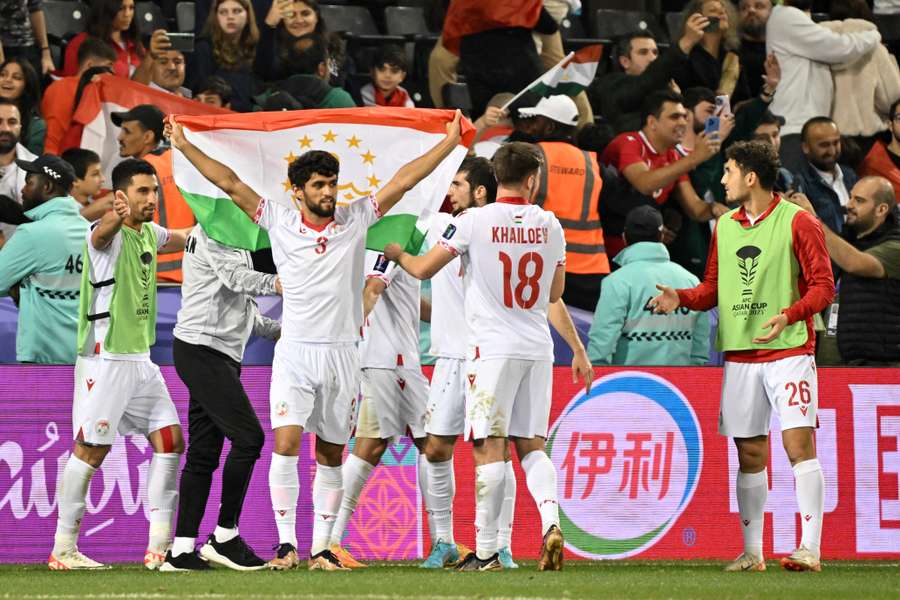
735,439,767,471
783,441,815,465
425,438,453,462
74,442,111,468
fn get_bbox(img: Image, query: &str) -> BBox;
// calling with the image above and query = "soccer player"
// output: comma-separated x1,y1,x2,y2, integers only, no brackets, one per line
385,142,593,571
50,159,191,570
417,156,522,570
167,111,463,570
650,141,834,572
162,223,282,572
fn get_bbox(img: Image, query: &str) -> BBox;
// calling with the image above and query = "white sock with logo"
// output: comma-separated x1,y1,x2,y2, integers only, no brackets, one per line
417,453,436,545
736,469,768,559
54,455,96,553
329,454,374,547
497,460,516,550
311,464,343,555
426,458,455,544
269,453,299,548
474,461,505,560
147,453,180,552
521,451,559,535
793,459,824,558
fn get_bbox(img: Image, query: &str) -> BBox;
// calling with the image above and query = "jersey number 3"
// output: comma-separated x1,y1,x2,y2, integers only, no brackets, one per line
315,236,328,255
499,251,543,309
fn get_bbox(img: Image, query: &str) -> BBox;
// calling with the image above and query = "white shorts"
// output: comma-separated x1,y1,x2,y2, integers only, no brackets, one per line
356,367,428,443
465,357,553,441
719,354,819,438
73,356,180,445
424,357,466,436
269,340,360,445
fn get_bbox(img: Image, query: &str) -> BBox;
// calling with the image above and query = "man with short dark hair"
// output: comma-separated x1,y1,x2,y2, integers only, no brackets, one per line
61,148,113,221
0,98,37,244
792,116,858,234
113,105,165,160
651,140,834,573
259,33,355,110
194,76,232,109
149,49,191,98
0,154,87,363
859,98,900,200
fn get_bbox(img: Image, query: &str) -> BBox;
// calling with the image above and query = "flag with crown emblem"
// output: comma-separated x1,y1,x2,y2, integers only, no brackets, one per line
172,108,475,252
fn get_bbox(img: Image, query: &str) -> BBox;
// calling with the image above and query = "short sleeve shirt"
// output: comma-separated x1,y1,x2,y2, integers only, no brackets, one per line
600,131,689,205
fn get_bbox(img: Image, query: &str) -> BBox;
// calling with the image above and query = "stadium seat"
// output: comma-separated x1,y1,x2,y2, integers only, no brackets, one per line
559,13,587,39
176,1,195,33
665,11,684,42
135,1,166,35
320,4,379,35
874,13,900,42
384,6,429,36
811,12,829,23
593,9,667,42
442,82,472,112
42,0,87,42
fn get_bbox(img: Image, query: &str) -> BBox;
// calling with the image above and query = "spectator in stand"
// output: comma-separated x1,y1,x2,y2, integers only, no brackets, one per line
113,105,164,160
255,32,354,109
752,110,795,193
818,1,900,166
0,99,37,246
599,90,728,261
0,0,55,76
588,205,710,366
257,0,321,81
793,116,858,235
766,0,881,173
194,75,232,108
737,0,772,97
42,38,117,156
675,0,751,103
61,0,144,79
535,0,593,127
859,99,900,200
588,17,707,135
471,93,514,159
61,148,113,222
188,0,261,112
0,57,44,155
147,48,191,97
360,45,414,108
790,176,900,366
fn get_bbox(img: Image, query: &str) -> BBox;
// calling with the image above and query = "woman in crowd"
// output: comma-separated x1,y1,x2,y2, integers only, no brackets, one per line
0,57,44,155
188,0,260,111
61,0,145,78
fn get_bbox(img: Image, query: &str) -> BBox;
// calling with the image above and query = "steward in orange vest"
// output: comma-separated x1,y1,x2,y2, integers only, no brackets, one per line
144,147,196,283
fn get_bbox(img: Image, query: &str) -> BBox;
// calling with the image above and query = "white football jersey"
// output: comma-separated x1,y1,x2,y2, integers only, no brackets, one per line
425,212,466,359
359,250,422,369
254,195,379,343
440,198,565,361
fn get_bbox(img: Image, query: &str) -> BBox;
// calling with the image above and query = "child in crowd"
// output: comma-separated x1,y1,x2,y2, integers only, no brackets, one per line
193,76,233,109
361,45,414,108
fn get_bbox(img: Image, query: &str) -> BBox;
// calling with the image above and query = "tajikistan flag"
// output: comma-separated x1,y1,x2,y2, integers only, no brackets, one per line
172,108,475,252
503,45,603,110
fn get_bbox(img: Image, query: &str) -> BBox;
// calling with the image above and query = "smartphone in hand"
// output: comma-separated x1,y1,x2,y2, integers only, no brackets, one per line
704,115,720,137
166,32,195,53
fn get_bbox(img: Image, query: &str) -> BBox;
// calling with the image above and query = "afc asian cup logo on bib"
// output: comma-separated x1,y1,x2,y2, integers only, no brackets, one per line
546,372,703,559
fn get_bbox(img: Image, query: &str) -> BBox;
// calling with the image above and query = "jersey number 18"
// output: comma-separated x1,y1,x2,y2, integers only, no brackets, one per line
499,251,543,309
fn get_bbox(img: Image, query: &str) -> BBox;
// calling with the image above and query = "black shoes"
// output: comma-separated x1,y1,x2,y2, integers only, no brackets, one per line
454,552,503,572
199,534,267,571
160,550,212,572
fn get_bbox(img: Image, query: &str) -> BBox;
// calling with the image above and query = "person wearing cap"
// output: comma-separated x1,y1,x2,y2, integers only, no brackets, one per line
113,104,195,283
587,205,710,366
513,94,608,312
0,154,88,363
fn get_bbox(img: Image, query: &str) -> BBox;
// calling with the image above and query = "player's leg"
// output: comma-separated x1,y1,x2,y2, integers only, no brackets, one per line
718,360,771,572
497,440,518,569
513,435,562,571
768,355,823,572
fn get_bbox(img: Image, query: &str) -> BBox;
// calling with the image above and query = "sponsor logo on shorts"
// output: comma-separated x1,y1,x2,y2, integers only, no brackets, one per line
467,374,476,388
86,378,95,392
546,372,703,559
275,400,289,418
397,378,406,390
95,420,110,437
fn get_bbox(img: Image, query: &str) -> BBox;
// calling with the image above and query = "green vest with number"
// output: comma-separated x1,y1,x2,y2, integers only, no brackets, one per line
77,224,159,355
716,200,808,351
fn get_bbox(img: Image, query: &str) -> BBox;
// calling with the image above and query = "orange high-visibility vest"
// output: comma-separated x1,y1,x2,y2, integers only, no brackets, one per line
144,148,195,283
536,141,610,275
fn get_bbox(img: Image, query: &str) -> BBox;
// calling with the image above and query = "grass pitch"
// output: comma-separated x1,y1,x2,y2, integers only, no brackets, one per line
3,561,900,600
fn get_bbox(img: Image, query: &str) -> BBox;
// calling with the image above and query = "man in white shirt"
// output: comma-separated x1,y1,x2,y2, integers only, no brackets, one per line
766,0,880,172
385,141,593,571
167,111,463,571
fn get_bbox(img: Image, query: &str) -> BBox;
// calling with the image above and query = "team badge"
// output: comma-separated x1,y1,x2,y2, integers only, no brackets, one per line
442,224,457,240
374,254,389,273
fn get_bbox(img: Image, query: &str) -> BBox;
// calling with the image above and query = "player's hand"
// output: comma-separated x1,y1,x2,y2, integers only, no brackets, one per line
445,109,462,145
112,194,130,220
274,277,283,295
753,313,789,344
383,242,403,262
679,13,709,53
165,116,188,150
571,348,593,394
649,284,680,314
787,191,816,216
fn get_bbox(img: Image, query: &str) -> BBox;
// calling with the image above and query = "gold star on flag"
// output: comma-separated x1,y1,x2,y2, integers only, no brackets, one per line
367,175,381,187
346,135,361,148
361,150,375,164
298,135,313,148
323,130,337,143
283,151,297,163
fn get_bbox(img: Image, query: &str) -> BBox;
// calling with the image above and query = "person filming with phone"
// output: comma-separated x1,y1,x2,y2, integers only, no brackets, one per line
133,30,193,98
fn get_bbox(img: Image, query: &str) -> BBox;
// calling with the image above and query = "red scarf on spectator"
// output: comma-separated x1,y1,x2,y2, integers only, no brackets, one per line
376,87,410,107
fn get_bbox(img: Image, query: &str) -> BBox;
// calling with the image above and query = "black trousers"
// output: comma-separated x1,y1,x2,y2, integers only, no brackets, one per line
563,272,605,313
173,338,264,538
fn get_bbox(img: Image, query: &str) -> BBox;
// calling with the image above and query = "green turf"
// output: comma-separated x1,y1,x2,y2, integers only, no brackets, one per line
2,561,899,599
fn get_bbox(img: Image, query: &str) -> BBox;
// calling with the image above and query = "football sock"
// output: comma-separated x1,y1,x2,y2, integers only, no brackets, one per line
171,537,195,557
793,458,824,558
417,453,436,545
147,453,180,552
214,526,238,544
329,454,374,547
521,450,559,535
269,453,299,548
53,455,96,552
426,457,455,544
497,460,516,550
311,463,343,555
736,468,768,558
474,461,505,560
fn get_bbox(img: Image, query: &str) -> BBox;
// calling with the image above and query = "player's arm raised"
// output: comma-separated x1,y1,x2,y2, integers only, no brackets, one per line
548,299,593,393
90,193,129,249
165,117,262,220
384,242,455,280
375,110,463,216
